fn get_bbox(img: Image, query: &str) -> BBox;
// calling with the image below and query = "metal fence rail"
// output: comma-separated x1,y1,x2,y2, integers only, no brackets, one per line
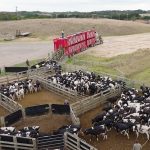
0,66,52,84
0,134,37,150
70,106,80,126
32,75,78,102
62,63,150,89
37,134,64,150
0,93,22,113
71,85,122,116
64,132,97,150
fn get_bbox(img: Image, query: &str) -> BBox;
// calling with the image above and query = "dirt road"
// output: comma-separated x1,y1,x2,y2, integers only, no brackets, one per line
0,41,53,67
1,33,150,68
82,33,150,57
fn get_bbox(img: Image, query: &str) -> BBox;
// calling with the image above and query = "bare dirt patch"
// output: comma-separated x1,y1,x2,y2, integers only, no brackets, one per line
0,90,70,132
81,33,150,57
15,114,71,134
18,90,66,107
0,107,9,117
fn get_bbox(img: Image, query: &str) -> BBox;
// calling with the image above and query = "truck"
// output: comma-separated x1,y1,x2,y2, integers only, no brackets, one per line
53,29,102,57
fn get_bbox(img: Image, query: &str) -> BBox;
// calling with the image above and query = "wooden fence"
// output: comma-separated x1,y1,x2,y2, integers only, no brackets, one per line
37,134,64,150
0,93,22,113
70,106,80,126
0,103,72,127
0,132,97,150
0,66,52,84
32,75,78,103
0,134,37,150
64,132,97,150
71,85,122,116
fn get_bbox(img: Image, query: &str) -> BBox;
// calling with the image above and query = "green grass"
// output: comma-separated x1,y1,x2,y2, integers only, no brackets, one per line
0,58,44,77
130,68,150,84
66,48,150,85
88,66,119,76
14,59,44,67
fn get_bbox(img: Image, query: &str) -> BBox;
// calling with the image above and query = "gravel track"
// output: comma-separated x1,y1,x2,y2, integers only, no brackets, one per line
0,41,53,67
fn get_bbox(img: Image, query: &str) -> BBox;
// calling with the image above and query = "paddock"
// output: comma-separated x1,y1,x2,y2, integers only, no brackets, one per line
79,105,150,150
0,89,73,132
0,90,63,117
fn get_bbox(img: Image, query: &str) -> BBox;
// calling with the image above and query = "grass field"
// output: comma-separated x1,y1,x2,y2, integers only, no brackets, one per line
0,18,150,40
67,48,150,85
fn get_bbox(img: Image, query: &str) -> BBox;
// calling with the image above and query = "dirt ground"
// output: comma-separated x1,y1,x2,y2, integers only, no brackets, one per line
81,33,150,57
14,114,71,134
0,90,66,117
79,106,150,150
0,90,72,133
19,90,66,107
0,107,9,117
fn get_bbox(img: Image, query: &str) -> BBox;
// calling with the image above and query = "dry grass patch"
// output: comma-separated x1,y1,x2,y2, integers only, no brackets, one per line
0,18,150,40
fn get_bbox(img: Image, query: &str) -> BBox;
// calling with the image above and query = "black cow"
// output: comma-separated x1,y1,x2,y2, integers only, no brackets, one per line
83,125,107,141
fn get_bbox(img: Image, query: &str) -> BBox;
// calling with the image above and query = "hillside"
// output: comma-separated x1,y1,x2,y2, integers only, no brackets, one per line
0,18,150,40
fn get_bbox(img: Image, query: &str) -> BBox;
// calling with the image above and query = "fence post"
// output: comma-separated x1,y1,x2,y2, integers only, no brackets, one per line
0,117,5,127
49,103,52,115
76,134,80,149
6,74,9,84
21,108,26,120
13,136,18,150
32,138,37,150
64,132,67,150
16,73,19,81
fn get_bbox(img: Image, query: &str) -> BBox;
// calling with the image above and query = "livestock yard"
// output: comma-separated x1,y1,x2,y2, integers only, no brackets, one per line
0,18,150,150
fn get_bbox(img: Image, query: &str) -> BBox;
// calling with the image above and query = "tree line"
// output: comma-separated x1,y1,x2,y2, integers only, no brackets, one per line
0,10,150,21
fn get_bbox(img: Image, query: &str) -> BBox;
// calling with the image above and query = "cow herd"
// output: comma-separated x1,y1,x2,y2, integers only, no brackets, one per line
48,70,124,95
0,60,62,101
81,86,150,141
0,79,41,101
0,126,40,138
32,59,62,73
0,125,81,139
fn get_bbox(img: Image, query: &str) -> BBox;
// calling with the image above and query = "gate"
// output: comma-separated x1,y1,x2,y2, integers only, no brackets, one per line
0,134,36,150
0,93,22,113
37,134,64,150
64,132,97,150
32,75,78,102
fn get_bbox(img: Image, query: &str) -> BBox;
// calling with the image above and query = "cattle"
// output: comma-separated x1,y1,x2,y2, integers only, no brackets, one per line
81,125,107,141
0,79,41,101
47,70,123,96
53,125,81,135
0,126,39,138
90,87,150,141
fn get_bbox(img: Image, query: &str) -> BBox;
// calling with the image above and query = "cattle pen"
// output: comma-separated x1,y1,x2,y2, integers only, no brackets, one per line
1,63,150,150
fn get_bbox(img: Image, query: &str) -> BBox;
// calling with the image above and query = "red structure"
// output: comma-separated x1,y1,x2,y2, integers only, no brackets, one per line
53,30,96,56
